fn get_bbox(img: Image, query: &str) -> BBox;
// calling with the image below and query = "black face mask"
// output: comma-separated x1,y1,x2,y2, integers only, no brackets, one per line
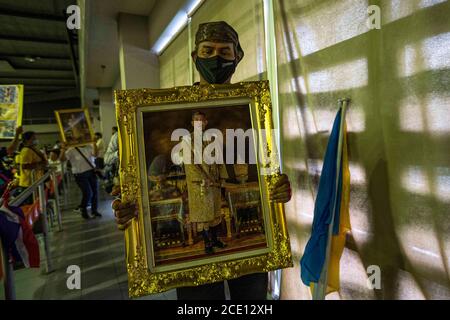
195,56,236,84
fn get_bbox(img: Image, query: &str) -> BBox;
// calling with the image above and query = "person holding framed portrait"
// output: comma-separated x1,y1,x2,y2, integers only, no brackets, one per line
54,108,95,148
60,141,101,220
113,21,292,300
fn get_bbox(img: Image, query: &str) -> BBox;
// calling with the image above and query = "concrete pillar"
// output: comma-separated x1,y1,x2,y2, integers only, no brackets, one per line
98,14,160,147
118,13,159,89
98,88,116,146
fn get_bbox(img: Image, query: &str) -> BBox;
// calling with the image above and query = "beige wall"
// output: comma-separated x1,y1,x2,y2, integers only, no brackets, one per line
98,88,116,146
104,12,161,145
118,13,160,90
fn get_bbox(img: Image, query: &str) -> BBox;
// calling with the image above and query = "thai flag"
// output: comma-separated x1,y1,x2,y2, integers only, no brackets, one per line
0,204,40,268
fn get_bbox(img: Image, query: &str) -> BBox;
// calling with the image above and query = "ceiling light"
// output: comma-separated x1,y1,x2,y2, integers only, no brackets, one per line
186,0,203,17
152,12,188,55
151,0,205,55
24,56,36,63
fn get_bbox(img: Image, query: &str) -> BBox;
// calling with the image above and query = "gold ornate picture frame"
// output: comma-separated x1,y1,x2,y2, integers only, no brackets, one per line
54,108,95,147
115,81,292,298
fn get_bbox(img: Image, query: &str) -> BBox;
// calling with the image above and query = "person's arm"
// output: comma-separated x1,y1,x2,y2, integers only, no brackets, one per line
97,139,105,155
104,133,118,165
110,174,137,230
112,199,138,230
59,143,68,162
6,126,23,156
269,173,292,203
92,142,98,158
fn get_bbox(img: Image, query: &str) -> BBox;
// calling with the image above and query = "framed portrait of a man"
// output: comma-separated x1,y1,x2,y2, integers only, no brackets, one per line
54,108,95,147
0,84,24,139
115,81,292,297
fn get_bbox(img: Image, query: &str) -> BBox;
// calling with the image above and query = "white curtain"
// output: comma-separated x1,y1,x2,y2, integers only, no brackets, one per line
276,0,450,299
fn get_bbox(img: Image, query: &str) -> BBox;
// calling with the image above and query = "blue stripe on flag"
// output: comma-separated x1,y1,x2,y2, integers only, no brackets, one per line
300,108,343,285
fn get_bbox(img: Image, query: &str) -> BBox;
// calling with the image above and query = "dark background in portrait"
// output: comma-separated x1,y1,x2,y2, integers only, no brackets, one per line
142,104,258,182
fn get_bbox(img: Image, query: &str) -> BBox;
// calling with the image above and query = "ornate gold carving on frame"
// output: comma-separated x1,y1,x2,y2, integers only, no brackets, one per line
115,81,293,298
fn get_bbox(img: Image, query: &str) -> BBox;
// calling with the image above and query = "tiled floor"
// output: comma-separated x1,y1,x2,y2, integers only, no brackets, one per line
1,181,177,300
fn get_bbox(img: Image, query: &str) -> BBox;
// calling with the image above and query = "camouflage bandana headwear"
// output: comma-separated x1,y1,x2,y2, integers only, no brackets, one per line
194,21,244,63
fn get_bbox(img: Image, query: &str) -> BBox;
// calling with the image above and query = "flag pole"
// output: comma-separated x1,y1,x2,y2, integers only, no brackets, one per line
313,98,350,300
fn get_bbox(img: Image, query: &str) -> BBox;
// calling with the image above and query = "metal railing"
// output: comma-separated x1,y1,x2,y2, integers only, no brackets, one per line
1,168,63,300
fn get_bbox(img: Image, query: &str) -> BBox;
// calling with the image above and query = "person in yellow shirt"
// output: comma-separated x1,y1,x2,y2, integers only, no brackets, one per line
18,131,47,188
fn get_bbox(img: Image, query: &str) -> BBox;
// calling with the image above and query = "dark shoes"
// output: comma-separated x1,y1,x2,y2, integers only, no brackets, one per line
201,230,214,255
205,243,214,255
202,227,227,255
212,238,227,249
92,212,102,218
80,210,101,219
211,225,227,249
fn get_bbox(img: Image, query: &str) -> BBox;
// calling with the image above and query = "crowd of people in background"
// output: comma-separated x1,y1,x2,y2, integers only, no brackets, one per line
0,125,120,220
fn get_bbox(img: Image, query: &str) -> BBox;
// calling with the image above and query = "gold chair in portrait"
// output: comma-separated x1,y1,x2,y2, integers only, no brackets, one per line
149,197,186,248
223,164,263,238
225,182,263,238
